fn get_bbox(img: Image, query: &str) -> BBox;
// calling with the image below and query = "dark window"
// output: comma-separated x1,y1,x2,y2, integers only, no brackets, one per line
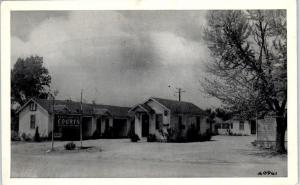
155,114,163,129
178,116,183,129
29,102,37,111
30,115,36,129
164,110,168,116
239,121,244,130
196,117,200,131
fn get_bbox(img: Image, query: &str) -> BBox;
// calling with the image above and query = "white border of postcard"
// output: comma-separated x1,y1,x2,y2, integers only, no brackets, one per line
1,0,298,185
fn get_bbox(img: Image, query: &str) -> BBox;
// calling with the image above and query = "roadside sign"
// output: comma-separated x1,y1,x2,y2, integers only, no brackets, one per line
55,114,80,128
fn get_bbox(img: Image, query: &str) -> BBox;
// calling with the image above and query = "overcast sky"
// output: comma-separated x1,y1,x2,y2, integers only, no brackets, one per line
11,10,220,108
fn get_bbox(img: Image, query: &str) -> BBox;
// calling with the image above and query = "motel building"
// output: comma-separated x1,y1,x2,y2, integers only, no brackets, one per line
16,97,210,141
212,116,254,136
129,97,209,139
16,98,132,140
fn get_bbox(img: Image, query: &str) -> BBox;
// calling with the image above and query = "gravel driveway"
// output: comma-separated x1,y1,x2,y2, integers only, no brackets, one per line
11,135,287,177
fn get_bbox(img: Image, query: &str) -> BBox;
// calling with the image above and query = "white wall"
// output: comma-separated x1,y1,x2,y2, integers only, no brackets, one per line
19,102,50,138
231,120,251,135
149,114,156,134
147,100,170,132
146,100,170,126
217,120,251,135
199,116,209,135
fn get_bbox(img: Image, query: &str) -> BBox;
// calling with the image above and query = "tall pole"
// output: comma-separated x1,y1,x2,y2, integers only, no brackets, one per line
51,94,55,151
176,88,185,102
80,89,83,148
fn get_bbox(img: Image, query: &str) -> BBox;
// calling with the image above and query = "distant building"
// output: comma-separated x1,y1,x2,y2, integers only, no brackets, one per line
213,116,253,136
129,97,209,139
16,98,132,140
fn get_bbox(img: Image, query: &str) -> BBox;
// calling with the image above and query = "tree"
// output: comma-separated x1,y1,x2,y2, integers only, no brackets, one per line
202,10,287,153
11,56,52,106
215,108,232,121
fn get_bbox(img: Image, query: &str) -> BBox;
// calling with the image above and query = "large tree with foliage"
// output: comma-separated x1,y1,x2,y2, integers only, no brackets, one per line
202,10,287,153
11,56,52,106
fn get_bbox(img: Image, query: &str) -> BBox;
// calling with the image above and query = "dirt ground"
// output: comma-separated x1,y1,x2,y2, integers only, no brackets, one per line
11,135,287,177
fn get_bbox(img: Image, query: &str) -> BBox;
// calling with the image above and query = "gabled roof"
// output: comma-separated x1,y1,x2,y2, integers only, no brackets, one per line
93,108,112,116
19,98,130,118
150,97,206,115
128,103,155,114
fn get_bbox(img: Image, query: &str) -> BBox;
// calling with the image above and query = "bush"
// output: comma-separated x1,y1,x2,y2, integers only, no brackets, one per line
167,127,179,142
147,134,156,142
11,131,21,141
130,133,140,142
34,126,41,142
21,133,32,141
65,142,76,150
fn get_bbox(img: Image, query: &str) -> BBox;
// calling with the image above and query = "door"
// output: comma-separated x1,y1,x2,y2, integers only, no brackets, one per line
141,114,149,137
251,120,256,134
96,118,101,131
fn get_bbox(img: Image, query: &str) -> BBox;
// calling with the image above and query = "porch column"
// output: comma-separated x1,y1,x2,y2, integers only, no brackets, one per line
100,117,106,135
135,114,142,138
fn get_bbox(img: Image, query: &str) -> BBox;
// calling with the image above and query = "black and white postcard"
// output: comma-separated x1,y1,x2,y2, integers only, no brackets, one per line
1,0,298,185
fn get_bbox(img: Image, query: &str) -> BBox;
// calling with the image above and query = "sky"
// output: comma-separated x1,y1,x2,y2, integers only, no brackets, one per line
11,10,220,108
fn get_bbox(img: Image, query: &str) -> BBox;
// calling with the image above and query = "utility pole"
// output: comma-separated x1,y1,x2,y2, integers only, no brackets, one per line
175,88,185,102
51,94,55,151
80,89,83,148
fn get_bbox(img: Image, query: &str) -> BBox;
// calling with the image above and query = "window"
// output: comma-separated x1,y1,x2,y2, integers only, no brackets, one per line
30,115,36,129
29,102,37,111
156,114,163,129
164,110,168,116
239,121,244,130
230,123,233,129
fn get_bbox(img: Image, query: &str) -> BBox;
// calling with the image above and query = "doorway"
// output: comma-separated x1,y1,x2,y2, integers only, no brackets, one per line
113,119,127,137
251,120,256,134
141,114,149,137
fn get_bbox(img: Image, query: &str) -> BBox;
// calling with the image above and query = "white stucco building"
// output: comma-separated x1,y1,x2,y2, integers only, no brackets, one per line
129,97,209,140
214,116,252,136
16,98,132,140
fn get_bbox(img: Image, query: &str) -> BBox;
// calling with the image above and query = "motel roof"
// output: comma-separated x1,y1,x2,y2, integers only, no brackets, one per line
151,97,206,115
19,98,131,118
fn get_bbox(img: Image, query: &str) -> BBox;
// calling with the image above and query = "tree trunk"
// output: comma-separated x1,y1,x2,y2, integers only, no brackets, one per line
275,116,287,153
